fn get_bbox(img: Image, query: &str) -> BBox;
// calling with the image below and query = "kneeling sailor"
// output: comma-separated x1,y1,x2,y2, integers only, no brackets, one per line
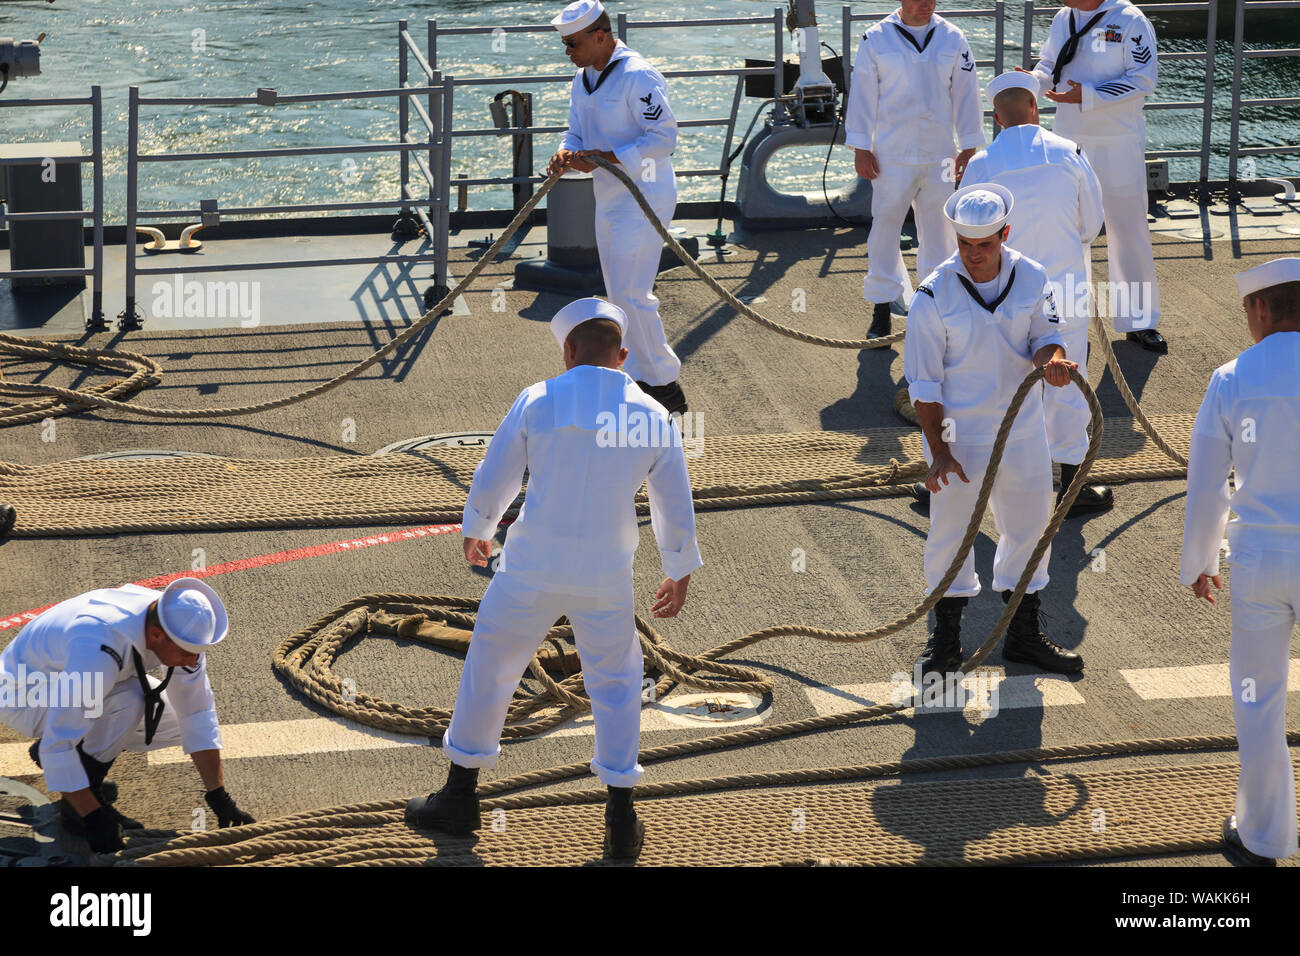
0,578,253,854
904,183,1085,678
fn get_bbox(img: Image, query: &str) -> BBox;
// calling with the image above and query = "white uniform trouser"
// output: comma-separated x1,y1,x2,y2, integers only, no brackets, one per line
1226,547,1300,859
0,674,187,766
1071,132,1160,333
443,571,644,787
1044,296,1092,465
864,161,956,305
593,189,681,388
923,432,1054,597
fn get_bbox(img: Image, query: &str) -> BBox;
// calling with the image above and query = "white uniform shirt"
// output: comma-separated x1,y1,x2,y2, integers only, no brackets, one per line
845,10,985,165
463,364,703,596
0,584,222,793
962,125,1105,285
559,40,677,202
1030,0,1158,141
1180,331,1300,584
905,246,1067,444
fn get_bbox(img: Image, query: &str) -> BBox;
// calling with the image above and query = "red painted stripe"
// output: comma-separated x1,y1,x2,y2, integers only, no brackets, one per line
0,522,468,631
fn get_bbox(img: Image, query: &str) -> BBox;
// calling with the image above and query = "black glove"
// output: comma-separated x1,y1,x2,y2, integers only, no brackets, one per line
83,806,126,854
205,786,255,828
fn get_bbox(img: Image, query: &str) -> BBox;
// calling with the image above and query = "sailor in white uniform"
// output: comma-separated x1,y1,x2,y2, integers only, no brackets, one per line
905,183,1084,677
1028,0,1165,353
406,297,702,860
1180,257,1300,866
544,1,688,416
0,578,253,853
846,0,986,339
962,71,1113,519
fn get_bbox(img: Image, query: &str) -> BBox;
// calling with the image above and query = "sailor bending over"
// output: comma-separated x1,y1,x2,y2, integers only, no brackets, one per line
0,579,253,854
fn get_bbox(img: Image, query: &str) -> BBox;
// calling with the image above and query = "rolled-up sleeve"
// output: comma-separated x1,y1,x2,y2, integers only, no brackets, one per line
463,390,530,541
1180,373,1233,585
903,291,947,406
646,427,702,582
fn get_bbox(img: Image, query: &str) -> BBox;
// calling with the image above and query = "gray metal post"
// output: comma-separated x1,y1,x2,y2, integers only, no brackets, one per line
1023,0,1036,70
438,76,454,298
774,8,785,121
1228,0,1245,189
842,5,854,97
89,85,106,330
1199,0,1218,186
429,18,437,72
995,0,1005,74
618,11,628,43
434,19,444,219
120,86,141,330
399,20,411,226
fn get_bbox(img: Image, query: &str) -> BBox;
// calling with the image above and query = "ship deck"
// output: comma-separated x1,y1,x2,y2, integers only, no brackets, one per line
2,198,1299,866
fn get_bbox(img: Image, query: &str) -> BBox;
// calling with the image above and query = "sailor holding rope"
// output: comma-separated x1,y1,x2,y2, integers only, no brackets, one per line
905,183,1084,678
1026,0,1165,353
961,71,1114,519
544,1,688,417
406,297,702,860
0,579,254,854
1181,257,1300,866
846,0,985,340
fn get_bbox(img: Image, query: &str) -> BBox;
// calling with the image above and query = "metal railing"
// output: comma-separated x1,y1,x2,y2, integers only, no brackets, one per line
1228,0,1300,189
0,85,106,328
122,77,454,329
422,11,782,196
1021,2,1218,183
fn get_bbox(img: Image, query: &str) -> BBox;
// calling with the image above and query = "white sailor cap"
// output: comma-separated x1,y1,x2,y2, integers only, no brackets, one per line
156,577,228,654
551,297,627,348
551,0,606,36
1235,257,1300,298
944,182,1015,239
985,70,1040,106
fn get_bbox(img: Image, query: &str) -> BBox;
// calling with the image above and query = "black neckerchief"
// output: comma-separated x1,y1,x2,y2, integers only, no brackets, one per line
892,22,937,54
1052,8,1110,86
582,55,626,95
131,648,175,746
957,266,1017,314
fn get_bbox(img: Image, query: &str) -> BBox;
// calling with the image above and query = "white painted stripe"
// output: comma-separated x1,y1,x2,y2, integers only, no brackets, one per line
1120,660,1300,701
804,672,1085,719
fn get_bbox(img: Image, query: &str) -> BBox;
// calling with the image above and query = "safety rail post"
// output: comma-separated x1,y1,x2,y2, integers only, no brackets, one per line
1228,0,1246,191
434,20,444,234
774,7,785,123
994,0,1005,74
437,76,454,301
1199,0,1218,187
398,19,412,232
618,11,628,43
842,4,853,96
89,85,106,330
1022,0,1036,69
121,85,141,331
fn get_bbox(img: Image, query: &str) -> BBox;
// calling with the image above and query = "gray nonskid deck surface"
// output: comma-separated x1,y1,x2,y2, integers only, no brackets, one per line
1,220,1298,866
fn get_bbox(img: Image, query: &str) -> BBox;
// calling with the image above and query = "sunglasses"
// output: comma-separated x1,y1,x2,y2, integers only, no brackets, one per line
563,28,605,49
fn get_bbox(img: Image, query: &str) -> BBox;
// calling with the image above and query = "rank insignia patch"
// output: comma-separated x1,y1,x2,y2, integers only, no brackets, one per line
640,92,663,121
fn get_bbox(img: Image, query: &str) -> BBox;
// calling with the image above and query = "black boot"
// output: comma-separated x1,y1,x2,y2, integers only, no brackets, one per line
916,596,967,679
1057,463,1114,519
635,380,688,417
868,302,892,339
910,481,930,513
0,504,15,540
74,744,139,829
1001,590,1083,674
405,762,481,834
604,786,645,861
